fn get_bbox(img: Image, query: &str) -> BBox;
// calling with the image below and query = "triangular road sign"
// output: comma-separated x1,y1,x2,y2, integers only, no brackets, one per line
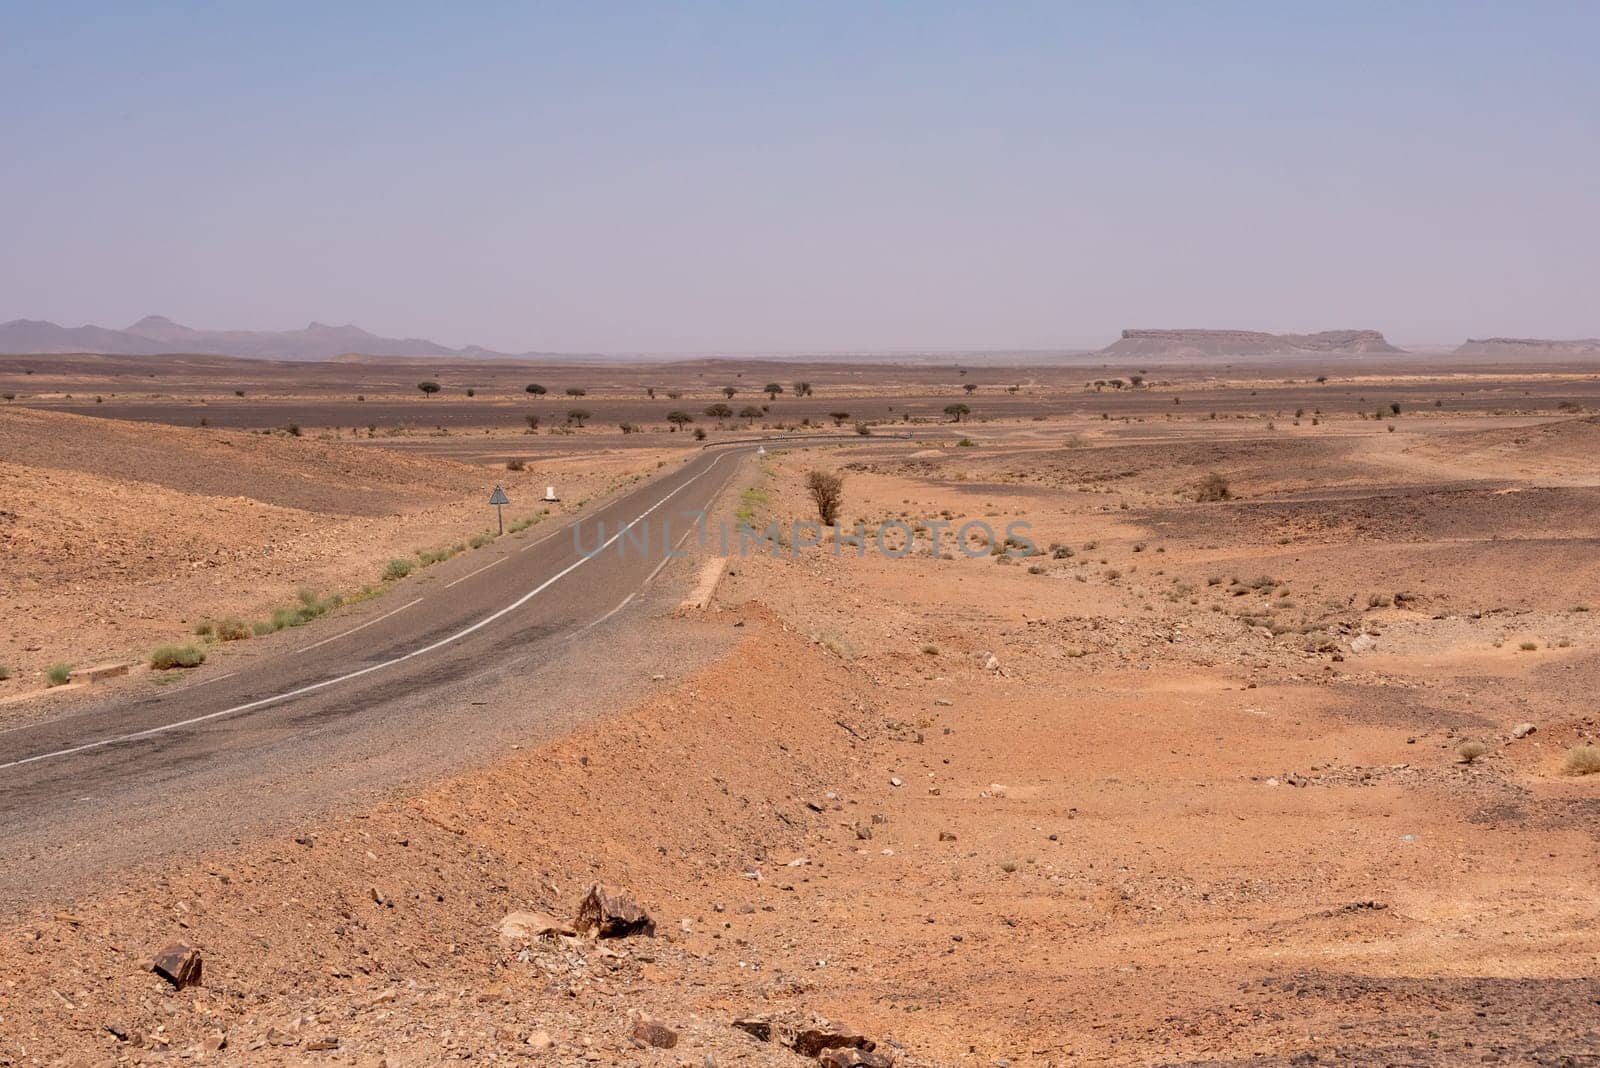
488,485,510,506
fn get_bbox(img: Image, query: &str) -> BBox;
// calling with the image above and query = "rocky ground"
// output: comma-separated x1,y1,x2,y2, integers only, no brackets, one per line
1,378,1598,1065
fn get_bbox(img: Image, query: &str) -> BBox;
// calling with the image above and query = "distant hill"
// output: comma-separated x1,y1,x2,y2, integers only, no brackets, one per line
1099,328,1403,358
0,315,488,361
1455,337,1600,357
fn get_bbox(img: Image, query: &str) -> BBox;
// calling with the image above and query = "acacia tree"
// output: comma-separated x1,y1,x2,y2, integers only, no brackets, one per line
828,410,850,426
418,381,441,397
738,405,764,421
525,383,547,395
666,410,693,431
565,386,587,397
944,402,970,422
764,382,783,400
963,382,977,394
793,381,813,397
721,385,737,399
566,408,591,427
704,402,733,418
805,470,844,526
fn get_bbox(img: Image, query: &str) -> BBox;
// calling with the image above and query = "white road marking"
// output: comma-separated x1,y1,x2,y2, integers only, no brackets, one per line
444,557,505,588
644,525,698,586
297,598,424,653
580,591,637,634
0,453,731,773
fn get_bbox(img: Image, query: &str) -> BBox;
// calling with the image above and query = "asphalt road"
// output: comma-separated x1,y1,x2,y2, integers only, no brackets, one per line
0,441,771,905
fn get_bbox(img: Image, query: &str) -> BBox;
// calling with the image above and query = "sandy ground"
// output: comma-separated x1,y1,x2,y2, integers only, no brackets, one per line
1,364,1598,1065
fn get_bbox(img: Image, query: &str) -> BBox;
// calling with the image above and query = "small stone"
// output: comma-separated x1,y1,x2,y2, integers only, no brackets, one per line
150,943,203,990
821,1050,896,1067
889,777,903,788
793,1023,874,1058
938,831,957,842
527,1030,554,1049
1511,722,1536,739
630,1013,678,1049
733,1018,772,1042
854,824,873,841
304,1037,339,1051
575,884,655,938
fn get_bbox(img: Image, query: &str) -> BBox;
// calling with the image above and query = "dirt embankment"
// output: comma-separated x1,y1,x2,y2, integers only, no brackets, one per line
0,615,893,1066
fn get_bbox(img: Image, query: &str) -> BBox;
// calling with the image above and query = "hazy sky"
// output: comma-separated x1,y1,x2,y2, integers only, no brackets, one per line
3,2,1597,352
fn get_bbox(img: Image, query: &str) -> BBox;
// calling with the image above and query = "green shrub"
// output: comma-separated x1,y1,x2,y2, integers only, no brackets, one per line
251,620,277,636
47,663,73,687
193,619,215,637
216,618,251,642
383,558,414,581
469,533,494,549
149,643,207,670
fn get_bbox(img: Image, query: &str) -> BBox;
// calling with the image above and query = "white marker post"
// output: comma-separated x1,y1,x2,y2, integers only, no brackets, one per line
489,484,510,534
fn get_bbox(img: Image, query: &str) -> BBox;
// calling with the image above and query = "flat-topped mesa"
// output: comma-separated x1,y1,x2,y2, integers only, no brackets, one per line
1101,328,1402,357
1455,337,1600,357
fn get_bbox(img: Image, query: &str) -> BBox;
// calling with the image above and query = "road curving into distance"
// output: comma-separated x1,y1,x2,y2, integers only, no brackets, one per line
0,436,869,900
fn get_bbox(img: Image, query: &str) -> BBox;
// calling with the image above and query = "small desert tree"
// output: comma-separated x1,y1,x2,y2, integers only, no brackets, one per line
944,402,970,422
705,402,733,418
764,382,783,400
524,413,540,430
565,386,587,397
418,381,441,397
963,382,977,394
793,381,813,397
806,470,844,526
567,408,591,427
739,405,764,421
525,383,547,395
722,385,737,399
828,410,850,426
666,410,693,431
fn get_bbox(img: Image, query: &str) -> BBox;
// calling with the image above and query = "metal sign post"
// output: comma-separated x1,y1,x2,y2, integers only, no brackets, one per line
489,484,510,535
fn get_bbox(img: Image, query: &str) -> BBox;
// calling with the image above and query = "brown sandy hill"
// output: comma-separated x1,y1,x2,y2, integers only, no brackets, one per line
1102,328,1402,358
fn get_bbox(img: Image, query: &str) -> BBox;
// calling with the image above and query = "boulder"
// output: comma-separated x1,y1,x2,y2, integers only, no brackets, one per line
575,884,655,938
1511,722,1537,739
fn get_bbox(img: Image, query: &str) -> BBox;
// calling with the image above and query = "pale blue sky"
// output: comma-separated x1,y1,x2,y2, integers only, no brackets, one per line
2,2,1596,352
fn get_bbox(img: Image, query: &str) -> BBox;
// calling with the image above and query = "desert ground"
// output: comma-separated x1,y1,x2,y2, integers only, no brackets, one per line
0,354,1597,1065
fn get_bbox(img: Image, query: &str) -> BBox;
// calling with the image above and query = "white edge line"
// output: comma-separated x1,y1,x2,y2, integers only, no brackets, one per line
444,556,506,589
0,452,730,773
298,597,424,654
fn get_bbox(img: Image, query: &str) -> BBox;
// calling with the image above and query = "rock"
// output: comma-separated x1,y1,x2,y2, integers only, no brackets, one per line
630,1013,678,1049
575,884,655,938
498,910,574,941
792,1022,875,1058
821,1050,895,1068
938,831,958,842
889,777,903,788
1511,722,1536,739
1350,634,1379,654
150,943,203,989
974,650,1001,672
854,823,873,841
304,1037,339,1051
733,1018,772,1042
527,1030,554,1049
